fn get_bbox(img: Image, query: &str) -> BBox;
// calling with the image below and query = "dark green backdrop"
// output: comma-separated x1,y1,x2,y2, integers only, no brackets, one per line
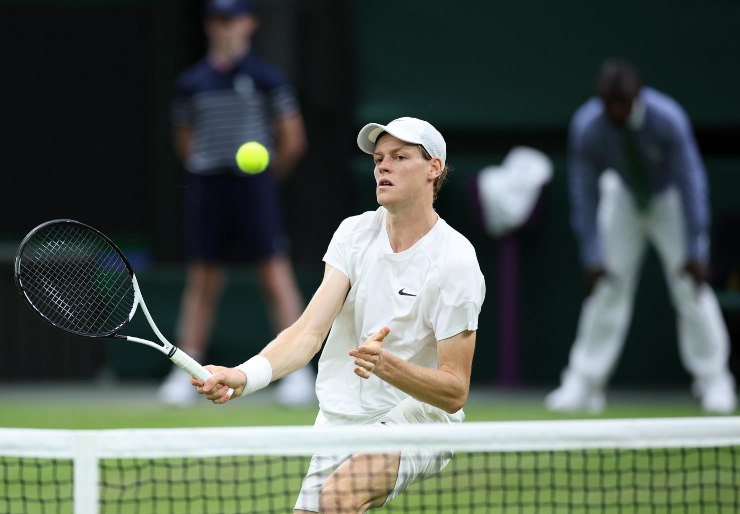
0,0,738,389
353,0,740,129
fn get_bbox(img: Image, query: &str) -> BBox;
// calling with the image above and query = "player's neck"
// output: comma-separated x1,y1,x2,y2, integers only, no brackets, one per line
385,206,438,253
208,42,250,71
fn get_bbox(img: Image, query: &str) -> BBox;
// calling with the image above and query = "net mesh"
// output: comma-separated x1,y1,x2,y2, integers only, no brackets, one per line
1,419,739,513
15,221,135,337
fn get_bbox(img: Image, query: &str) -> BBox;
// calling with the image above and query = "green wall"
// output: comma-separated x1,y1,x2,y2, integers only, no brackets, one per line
353,0,740,129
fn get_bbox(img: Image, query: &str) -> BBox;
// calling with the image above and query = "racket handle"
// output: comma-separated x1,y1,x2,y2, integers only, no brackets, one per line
169,347,234,399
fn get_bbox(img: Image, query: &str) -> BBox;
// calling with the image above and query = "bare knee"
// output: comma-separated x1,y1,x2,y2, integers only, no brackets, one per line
186,264,225,300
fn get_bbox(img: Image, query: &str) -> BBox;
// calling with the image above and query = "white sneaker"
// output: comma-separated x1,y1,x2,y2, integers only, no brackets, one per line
275,365,316,407
157,366,198,406
545,375,605,414
698,374,737,415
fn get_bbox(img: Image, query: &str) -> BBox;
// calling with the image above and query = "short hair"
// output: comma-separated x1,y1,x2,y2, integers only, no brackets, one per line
418,145,449,202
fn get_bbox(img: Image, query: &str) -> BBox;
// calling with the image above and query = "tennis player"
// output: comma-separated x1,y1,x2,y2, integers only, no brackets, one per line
193,117,486,513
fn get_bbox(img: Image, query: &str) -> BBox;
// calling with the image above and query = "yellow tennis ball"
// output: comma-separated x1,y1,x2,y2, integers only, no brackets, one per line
236,141,270,174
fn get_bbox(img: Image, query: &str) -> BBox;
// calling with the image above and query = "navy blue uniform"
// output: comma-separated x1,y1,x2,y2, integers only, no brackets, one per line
172,53,300,263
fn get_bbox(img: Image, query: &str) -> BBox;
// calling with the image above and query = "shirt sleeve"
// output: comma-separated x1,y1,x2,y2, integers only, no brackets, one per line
322,218,353,280
270,83,301,119
568,108,604,267
252,59,301,120
664,107,710,262
425,255,485,341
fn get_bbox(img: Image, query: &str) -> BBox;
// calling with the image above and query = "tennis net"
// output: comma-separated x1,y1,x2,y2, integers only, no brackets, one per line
1,417,739,513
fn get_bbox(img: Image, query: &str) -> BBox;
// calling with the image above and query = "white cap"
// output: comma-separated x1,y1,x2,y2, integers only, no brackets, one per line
357,117,446,167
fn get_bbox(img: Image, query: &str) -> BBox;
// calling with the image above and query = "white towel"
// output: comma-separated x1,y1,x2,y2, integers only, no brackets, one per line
476,146,553,237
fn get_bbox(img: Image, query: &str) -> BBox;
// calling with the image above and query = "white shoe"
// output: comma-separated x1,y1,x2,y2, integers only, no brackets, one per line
545,375,605,414
157,366,198,406
275,365,316,407
698,374,737,415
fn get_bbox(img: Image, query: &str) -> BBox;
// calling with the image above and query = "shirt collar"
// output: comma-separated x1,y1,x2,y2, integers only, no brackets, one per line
627,95,646,129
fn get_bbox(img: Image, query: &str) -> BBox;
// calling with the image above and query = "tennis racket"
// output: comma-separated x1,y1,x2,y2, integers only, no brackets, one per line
14,219,232,398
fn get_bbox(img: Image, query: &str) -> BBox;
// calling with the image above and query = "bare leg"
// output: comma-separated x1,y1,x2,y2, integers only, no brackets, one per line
176,262,226,356
158,262,225,405
319,453,401,514
256,255,303,332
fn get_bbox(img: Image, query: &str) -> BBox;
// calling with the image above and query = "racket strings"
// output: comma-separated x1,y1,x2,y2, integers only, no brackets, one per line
18,223,136,336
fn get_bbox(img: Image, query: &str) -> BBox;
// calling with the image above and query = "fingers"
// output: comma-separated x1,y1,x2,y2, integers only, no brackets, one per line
351,357,375,379
374,326,391,341
349,326,390,379
360,326,390,351
194,367,243,404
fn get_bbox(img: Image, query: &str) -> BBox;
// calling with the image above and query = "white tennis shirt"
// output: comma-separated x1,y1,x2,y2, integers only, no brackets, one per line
316,207,486,425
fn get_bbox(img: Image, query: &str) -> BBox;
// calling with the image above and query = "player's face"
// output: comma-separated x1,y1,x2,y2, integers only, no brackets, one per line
599,85,639,126
206,14,256,57
372,135,438,207
601,94,633,125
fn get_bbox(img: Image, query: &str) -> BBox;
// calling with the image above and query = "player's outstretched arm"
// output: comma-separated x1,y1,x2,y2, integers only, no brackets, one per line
192,264,350,405
259,264,349,379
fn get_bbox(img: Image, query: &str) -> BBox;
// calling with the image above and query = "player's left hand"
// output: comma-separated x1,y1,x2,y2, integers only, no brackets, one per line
350,326,389,379
682,259,708,289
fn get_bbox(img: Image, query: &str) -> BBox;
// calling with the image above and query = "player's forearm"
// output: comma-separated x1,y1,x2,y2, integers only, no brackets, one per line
259,324,324,381
373,353,470,414
232,328,322,398
271,114,307,178
172,125,193,162
271,145,305,178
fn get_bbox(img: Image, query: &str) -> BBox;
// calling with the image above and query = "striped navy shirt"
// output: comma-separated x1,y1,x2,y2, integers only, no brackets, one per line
172,53,300,175
568,87,710,267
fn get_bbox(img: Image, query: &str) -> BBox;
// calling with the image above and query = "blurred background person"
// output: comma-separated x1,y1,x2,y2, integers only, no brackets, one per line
158,0,314,406
546,59,737,415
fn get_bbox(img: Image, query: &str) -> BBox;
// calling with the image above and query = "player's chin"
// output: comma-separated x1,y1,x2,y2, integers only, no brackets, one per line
375,189,397,206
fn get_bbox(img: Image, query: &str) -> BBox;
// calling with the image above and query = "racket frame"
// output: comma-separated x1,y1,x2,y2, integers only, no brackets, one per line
14,219,223,386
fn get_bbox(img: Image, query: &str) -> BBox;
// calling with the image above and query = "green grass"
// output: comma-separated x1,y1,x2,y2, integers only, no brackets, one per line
0,397,712,430
0,402,319,429
0,386,734,514
0,385,715,429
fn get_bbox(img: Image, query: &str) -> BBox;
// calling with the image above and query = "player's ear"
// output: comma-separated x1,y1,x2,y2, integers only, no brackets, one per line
244,14,259,34
427,157,443,180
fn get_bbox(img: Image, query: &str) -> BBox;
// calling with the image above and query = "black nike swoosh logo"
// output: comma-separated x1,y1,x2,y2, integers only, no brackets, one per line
398,288,417,297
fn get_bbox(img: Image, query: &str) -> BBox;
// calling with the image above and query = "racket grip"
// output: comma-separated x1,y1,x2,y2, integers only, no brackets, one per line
169,348,234,399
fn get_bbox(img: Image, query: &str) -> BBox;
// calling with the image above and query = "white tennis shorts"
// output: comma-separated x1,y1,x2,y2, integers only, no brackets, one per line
293,398,454,512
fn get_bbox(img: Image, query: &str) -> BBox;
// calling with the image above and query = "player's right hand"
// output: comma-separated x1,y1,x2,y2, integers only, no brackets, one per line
191,365,246,404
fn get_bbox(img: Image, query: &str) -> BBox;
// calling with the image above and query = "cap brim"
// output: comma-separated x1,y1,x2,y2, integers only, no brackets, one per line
357,121,427,155
356,123,387,155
